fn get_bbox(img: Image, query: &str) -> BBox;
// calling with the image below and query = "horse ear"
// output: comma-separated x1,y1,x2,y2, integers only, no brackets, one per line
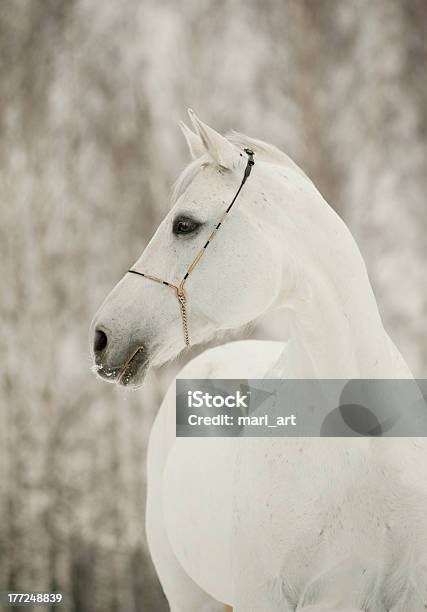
187,108,239,170
179,121,205,160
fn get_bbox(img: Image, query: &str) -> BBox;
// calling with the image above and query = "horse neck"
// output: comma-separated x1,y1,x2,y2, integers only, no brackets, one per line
260,171,410,380
276,269,398,379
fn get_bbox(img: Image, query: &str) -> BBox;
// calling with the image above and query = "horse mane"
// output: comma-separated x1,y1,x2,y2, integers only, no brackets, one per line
226,131,307,178
170,131,307,206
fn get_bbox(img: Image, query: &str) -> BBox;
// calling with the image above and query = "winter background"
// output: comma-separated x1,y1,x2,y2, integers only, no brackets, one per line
1,1,426,611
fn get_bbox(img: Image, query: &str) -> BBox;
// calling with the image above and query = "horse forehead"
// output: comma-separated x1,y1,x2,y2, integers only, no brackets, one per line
175,166,238,212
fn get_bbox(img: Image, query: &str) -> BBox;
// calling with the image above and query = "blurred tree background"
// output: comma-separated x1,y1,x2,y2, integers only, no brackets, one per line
0,1,426,610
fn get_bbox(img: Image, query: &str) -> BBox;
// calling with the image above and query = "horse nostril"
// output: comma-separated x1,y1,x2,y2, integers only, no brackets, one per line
94,329,108,354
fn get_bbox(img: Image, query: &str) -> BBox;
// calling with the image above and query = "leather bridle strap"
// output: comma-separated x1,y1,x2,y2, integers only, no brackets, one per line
128,148,255,347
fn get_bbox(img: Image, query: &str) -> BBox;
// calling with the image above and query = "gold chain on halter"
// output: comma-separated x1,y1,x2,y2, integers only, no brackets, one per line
176,287,189,346
128,149,255,347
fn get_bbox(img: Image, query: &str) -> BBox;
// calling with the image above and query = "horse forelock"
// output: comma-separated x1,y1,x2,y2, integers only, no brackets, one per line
170,132,308,207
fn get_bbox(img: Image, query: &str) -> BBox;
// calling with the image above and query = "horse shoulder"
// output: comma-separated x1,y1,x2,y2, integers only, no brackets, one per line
177,339,287,380
156,340,286,604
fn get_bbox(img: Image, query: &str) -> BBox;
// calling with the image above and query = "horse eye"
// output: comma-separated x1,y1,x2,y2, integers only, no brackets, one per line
173,216,201,236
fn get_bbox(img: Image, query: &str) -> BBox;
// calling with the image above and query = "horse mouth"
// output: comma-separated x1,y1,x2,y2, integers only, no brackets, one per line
117,347,148,388
93,347,148,388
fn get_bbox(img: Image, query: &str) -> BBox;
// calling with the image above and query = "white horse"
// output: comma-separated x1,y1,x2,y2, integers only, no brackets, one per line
90,111,427,611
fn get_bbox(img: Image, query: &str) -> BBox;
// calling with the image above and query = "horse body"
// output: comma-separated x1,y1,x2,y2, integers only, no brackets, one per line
90,112,426,610
147,341,284,609
147,340,427,611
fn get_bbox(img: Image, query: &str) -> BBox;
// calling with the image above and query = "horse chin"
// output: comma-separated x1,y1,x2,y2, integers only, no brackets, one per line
151,339,188,368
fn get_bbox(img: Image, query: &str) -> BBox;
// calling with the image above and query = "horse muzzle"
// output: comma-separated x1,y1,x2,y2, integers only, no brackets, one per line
91,326,149,388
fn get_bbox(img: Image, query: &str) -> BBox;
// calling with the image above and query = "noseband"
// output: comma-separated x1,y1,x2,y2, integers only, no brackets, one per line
128,148,255,347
